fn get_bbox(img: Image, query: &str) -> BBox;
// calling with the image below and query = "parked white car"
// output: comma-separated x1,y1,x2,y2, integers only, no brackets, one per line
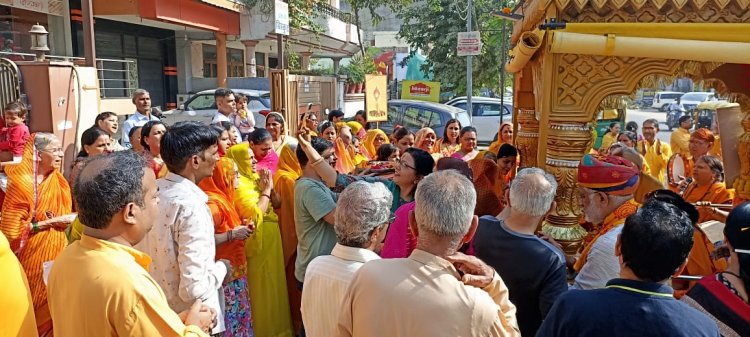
677,92,717,112
163,89,271,126
445,96,512,145
650,91,683,111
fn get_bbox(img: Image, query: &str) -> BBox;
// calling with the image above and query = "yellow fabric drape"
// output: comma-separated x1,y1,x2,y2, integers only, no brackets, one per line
272,144,303,332
227,144,294,337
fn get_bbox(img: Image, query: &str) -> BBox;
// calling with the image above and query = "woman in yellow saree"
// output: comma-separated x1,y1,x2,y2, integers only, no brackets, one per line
272,143,303,332
226,141,293,337
487,121,514,155
362,129,389,161
1,133,75,336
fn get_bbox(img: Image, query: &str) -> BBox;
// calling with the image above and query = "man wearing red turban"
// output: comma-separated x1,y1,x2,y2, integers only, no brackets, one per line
571,154,640,290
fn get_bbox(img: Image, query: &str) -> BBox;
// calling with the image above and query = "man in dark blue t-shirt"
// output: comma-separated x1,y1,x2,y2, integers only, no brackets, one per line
536,200,720,337
473,168,567,337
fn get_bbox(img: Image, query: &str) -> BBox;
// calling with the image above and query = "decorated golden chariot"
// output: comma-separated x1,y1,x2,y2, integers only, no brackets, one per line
505,0,750,253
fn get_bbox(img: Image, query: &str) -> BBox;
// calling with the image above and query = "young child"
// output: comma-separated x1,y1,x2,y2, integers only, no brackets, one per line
0,102,31,193
0,102,31,160
233,93,256,140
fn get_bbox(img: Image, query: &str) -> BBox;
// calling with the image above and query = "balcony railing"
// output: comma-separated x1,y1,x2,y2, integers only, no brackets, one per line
314,2,355,25
0,52,138,99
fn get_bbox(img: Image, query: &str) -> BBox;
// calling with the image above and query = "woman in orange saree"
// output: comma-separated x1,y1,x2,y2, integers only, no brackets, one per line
0,133,74,336
677,155,731,297
272,143,303,332
362,129,389,161
487,122,513,155
199,134,254,337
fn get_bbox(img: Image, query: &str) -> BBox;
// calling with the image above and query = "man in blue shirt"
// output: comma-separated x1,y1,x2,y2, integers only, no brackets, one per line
121,89,159,148
473,168,567,337
537,200,720,337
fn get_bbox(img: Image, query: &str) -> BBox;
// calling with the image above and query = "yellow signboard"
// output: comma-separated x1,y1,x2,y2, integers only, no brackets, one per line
401,80,441,102
365,74,388,122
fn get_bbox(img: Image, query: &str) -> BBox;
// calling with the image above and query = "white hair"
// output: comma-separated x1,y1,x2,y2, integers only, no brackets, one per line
509,167,558,217
415,170,476,238
334,181,393,247
131,88,149,101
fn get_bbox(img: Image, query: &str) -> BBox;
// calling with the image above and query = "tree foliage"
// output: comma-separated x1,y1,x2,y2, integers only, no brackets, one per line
397,0,515,94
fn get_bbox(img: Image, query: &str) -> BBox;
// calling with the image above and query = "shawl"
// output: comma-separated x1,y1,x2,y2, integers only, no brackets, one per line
574,199,638,272
198,157,246,279
362,129,389,160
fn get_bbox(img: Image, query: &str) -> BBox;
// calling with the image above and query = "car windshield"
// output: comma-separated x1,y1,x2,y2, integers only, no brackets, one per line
681,93,710,101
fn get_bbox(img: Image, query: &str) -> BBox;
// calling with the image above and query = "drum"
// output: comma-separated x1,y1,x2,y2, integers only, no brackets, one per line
667,153,690,187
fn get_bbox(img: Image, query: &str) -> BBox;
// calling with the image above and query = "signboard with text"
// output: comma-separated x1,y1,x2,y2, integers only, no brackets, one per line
365,75,388,122
401,80,441,103
13,0,49,14
457,31,481,56
274,0,289,35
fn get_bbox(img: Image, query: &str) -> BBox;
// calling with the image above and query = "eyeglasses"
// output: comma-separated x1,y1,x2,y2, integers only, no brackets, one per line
395,158,416,171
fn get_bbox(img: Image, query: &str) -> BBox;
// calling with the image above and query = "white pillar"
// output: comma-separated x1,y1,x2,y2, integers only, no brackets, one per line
242,40,259,77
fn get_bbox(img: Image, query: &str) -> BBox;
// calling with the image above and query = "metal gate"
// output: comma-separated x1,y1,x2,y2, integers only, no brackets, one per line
0,58,22,109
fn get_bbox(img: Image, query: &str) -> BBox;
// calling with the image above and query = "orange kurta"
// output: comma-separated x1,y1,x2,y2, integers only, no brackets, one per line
272,144,303,331
680,182,731,280
0,135,73,336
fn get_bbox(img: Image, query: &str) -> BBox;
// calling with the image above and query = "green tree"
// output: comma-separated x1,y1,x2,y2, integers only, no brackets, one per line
346,0,411,55
397,0,515,95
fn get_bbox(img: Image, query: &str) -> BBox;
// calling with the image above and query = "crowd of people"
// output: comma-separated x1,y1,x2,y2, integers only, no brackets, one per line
1,88,748,337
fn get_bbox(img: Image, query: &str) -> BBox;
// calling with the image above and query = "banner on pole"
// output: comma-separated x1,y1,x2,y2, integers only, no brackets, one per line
365,75,388,122
457,31,481,56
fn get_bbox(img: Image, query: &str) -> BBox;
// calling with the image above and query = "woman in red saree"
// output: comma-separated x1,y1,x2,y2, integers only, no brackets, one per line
140,120,168,178
0,133,75,336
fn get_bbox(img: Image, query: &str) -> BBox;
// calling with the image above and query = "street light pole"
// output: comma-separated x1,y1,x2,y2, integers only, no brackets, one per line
466,0,473,120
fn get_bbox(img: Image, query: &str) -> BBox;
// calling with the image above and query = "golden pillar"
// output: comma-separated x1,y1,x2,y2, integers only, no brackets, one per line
541,122,590,254
516,109,540,169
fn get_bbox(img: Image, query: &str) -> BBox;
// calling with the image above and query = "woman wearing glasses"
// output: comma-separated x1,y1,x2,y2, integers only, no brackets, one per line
1,133,75,336
297,128,433,214
683,202,750,335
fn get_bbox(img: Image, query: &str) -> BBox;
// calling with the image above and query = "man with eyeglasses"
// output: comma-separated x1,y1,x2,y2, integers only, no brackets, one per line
301,181,392,337
570,154,640,290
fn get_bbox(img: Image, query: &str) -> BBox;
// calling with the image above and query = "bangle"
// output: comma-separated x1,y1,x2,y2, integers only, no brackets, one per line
311,157,325,167
261,194,271,199
31,222,38,233
227,230,233,241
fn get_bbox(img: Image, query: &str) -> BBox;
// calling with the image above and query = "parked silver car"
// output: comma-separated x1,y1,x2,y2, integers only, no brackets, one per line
163,89,271,126
445,96,512,145
381,100,472,138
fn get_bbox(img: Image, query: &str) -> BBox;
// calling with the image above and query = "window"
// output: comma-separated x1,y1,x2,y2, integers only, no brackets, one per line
202,44,244,78
472,103,502,117
401,107,423,130
228,49,244,77
202,45,218,78
402,107,440,130
379,104,400,133
187,94,215,110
